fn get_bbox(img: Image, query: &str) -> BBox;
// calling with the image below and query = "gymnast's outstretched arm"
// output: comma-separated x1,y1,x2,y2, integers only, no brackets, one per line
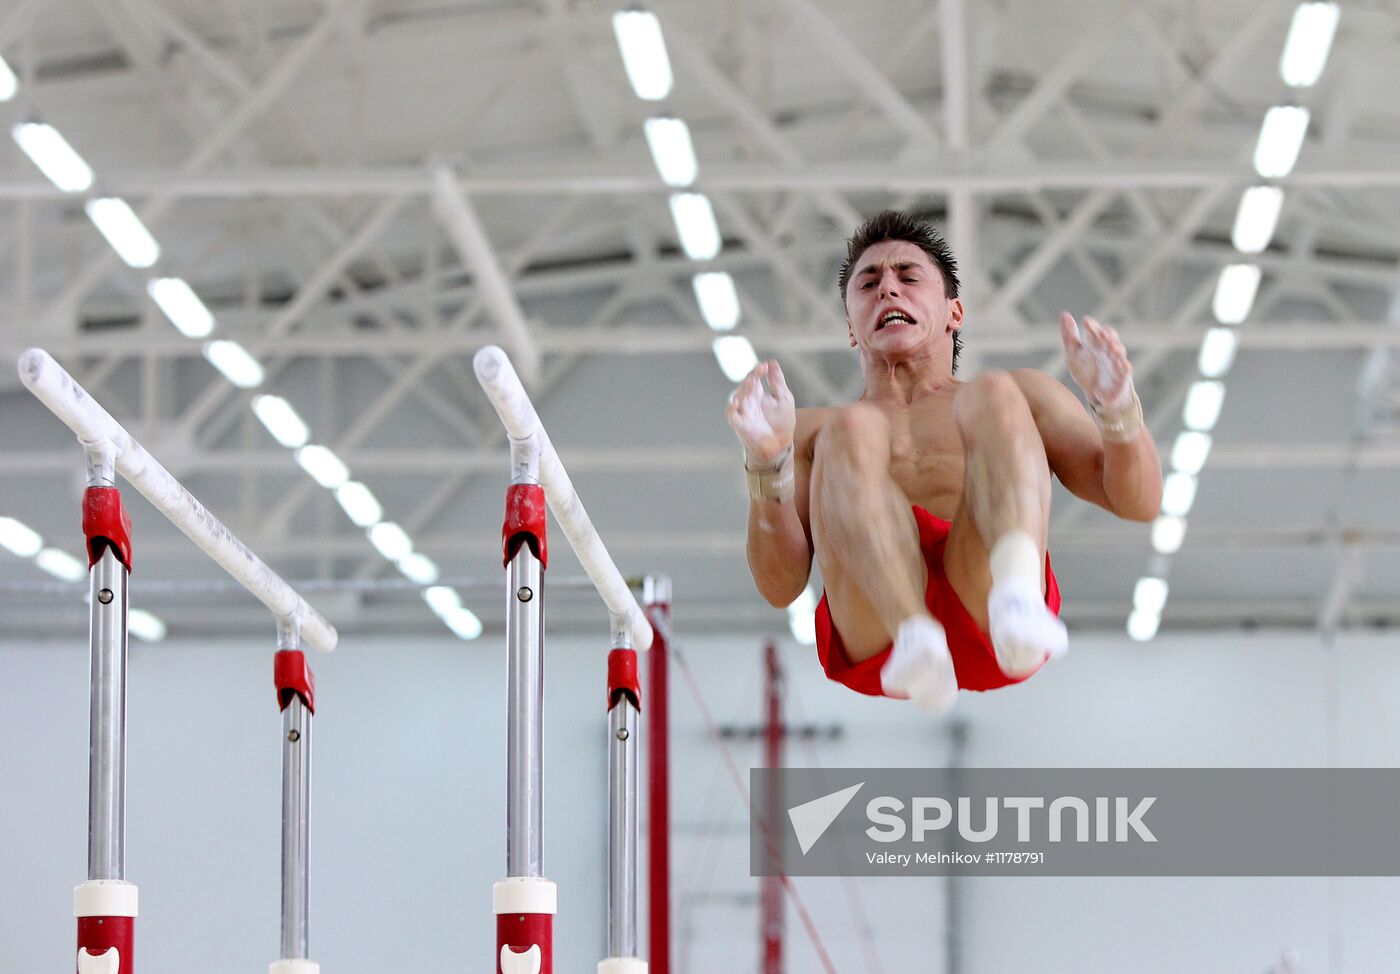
726,359,814,608
1013,314,1163,523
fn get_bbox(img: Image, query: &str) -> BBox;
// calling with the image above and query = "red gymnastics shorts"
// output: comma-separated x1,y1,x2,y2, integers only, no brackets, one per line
815,506,1061,697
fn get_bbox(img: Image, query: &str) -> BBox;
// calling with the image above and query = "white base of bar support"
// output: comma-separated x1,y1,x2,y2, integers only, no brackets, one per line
74,880,138,918
492,877,558,915
270,959,320,974
598,958,648,974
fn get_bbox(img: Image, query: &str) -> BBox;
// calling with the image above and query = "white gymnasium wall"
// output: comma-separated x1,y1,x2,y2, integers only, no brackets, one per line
3,625,1399,974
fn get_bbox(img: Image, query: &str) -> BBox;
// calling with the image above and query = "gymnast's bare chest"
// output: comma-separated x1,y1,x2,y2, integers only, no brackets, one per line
884,406,962,500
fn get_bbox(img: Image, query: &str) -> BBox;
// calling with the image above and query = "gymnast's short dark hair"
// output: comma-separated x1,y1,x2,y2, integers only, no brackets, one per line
838,209,964,372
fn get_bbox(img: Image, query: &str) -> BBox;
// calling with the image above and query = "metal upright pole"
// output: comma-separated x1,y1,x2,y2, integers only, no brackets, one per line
495,434,556,974
76,448,139,974
644,575,671,974
271,617,318,974
506,540,545,880
600,617,646,974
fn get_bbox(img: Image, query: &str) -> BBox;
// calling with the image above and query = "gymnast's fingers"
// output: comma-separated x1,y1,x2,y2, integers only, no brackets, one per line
1059,312,1082,349
767,360,791,400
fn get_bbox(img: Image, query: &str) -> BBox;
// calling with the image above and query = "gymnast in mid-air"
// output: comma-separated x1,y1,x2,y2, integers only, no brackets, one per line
727,210,1163,711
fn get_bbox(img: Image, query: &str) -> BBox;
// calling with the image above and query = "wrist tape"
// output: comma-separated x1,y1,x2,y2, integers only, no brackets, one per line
1090,388,1144,444
745,445,795,502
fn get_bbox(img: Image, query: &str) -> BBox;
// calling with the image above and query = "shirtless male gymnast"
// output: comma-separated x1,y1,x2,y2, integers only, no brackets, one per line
726,210,1164,711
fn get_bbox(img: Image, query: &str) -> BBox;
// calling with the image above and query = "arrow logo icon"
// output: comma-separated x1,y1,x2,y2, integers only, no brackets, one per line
787,782,864,854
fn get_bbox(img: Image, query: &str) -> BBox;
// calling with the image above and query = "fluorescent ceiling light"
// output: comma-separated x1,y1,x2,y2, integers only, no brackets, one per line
786,584,819,645
1198,327,1239,379
1230,186,1285,254
1183,380,1226,432
789,585,818,615
35,547,86,581
148,277,215,338
251,394,310,449
0,56,17,101
1151,515,1187,555
1133,576,1169,615
644,116,698,187
712,335,758,383
1253,106,1310,178
1211,264,1261,325
423,585,462,616
397,551,440,586
334,481,382,528
12,121,93,192
203,340,264,389
128,608,168,642
84,197,160,269
1280,3,1340,87
0,516,44,558
1170,431,1213,476
668,192,721,260
692,271,740,331
612,9,673,101
1161,472,1198,518
443,605,483,640
295,445,350,489
368,521,413,561
788,610,817,646
1126,608,1161,642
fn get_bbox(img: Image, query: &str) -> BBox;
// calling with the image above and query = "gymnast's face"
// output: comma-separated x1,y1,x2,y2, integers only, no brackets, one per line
844,239,962,356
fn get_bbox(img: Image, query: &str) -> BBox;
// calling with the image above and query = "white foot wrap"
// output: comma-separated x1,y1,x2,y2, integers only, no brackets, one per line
987,577,1067,678
880,616,958,713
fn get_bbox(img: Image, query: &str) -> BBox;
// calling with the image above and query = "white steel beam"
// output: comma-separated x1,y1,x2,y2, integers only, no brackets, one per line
37,6,343,330
15,440,1400,478
3,157,1400,202
431,165,541,385
775,0,941,151
983,0,1132,151
16,320,1400,363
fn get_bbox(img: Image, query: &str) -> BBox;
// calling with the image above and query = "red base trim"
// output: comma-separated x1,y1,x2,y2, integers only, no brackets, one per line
82,487,133,571
77,916,134,973
274,649,316,714
497,912,552,974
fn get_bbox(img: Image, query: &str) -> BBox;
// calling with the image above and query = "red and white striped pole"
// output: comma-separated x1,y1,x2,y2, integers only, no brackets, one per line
760,642,784,974
76,452,138,974
495,439,555,974
644,576,671,974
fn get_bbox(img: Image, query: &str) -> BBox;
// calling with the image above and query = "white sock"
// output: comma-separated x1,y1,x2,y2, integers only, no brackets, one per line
880,616,958,713
987,532,1068,678
989,531,1041,588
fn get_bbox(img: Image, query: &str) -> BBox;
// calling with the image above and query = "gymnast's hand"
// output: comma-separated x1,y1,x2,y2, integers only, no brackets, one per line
726,360,795,465
1059,312,1134,410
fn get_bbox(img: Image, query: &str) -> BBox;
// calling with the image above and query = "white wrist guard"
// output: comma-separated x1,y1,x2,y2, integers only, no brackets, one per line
1090,388,1144,444
745,445,795,502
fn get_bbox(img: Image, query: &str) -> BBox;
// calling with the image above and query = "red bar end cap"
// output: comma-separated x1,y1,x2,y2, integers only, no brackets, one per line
502,483,548,568
82,486,133,570
608,648,641,710
274,649,316,714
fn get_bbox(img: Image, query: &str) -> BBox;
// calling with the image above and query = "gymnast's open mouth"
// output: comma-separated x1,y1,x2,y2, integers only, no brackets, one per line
876,309,916,330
